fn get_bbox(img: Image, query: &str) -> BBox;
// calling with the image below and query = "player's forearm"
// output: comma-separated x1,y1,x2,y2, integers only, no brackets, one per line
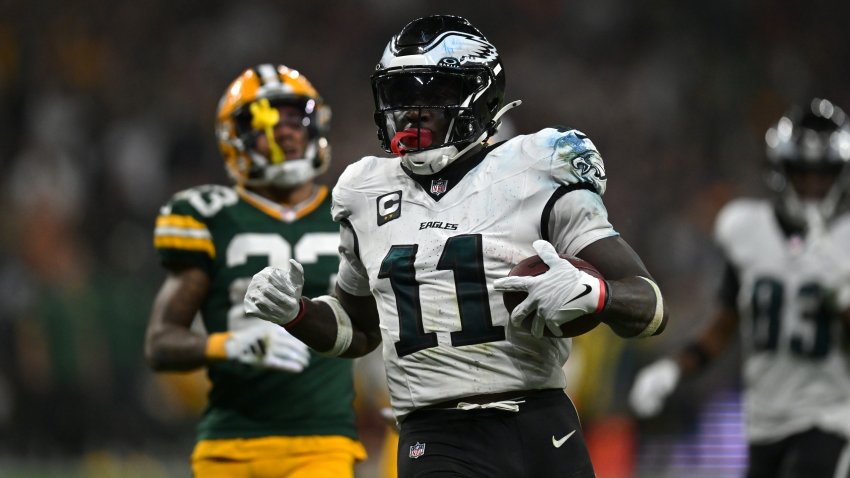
673,306,738,376
146,268,212,371
286,295,381,358
145,323,209,371
599,276,668,338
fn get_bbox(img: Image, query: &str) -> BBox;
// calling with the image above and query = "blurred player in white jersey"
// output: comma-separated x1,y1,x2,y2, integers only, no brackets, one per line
245,15,669,477
629,98,850,478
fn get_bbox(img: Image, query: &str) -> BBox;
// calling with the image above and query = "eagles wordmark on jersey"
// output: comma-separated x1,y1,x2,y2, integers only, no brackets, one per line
333,127,617,419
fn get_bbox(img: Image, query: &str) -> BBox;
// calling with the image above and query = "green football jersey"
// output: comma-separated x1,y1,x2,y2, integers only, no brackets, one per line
154,184,356,440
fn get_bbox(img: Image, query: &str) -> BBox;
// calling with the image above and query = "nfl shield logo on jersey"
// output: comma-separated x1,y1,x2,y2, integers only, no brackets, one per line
409,442,426,459
430,179,448,195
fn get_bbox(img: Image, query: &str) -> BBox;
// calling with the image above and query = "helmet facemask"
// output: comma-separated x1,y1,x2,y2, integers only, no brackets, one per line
232,98,320,187
373,66,494,157
769,163,850,231
371,15,509,175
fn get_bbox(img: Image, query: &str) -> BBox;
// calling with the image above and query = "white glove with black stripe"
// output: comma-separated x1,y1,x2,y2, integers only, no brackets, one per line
225,321,310,373
493,240,606,338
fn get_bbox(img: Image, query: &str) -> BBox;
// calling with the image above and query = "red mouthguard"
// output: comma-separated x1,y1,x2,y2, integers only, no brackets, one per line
390,129,433,156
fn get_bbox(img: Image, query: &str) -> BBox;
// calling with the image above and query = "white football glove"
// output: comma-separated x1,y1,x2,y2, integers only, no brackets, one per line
244,260,305,327
225,322,310,373
493,240,606,338
628,358,681,418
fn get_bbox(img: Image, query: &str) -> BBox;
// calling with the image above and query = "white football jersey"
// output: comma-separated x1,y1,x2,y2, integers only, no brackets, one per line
332,128,617,419
715,199,850,442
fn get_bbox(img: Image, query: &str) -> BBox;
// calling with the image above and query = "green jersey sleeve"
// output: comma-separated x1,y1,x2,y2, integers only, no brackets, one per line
153,188,217,272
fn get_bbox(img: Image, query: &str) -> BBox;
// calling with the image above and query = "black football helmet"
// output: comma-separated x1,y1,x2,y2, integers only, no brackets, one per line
371,15,510,174
765,98,850,226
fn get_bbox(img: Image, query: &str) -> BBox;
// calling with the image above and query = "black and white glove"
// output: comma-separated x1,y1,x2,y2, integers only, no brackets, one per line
224,322,310,373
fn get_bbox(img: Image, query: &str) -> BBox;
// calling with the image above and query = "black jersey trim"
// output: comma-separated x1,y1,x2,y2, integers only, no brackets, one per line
717,259,739,309
402,141,507,202
339,218,361,260
553,125,575,133
540,183,598,242
773,208,807,238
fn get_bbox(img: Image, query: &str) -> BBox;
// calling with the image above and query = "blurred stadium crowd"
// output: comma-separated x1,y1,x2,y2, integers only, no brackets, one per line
1,0,849,476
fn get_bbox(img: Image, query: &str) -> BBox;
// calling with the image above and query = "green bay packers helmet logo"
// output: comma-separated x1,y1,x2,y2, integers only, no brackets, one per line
377,191,402,226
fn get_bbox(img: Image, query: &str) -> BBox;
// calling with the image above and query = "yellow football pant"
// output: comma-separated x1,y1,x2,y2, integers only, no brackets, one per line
381,427,399,478
191,435,367,478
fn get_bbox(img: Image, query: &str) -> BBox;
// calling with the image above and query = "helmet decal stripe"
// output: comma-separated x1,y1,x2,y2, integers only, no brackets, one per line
389,31,498,66
256,64,281,86
216,64,331,188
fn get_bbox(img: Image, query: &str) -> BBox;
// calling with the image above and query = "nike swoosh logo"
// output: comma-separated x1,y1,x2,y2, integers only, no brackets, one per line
552,430,576,448
565,285,591,304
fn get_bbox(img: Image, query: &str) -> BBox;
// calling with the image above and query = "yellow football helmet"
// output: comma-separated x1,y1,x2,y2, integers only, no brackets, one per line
216,64,331,188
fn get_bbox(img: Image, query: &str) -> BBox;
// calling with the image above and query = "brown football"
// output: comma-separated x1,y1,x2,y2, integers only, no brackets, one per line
502,254,603,338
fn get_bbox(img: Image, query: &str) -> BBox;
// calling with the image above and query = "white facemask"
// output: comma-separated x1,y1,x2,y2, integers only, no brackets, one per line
399,100,522,175
400,145,461,175
246,142,323,188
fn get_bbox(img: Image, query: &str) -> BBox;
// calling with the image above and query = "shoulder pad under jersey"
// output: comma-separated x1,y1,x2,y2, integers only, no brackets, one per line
522,127,607,195
153,184,238,266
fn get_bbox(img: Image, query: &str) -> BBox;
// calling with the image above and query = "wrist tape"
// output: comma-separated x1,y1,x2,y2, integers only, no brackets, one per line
636,276,664,338
206,332,231,360
312,295,354,357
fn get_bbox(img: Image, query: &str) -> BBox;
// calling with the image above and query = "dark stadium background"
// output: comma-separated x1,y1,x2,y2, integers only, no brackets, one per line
1,0,848,476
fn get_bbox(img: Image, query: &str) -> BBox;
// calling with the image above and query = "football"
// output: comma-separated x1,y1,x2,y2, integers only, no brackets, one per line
502,254,603,338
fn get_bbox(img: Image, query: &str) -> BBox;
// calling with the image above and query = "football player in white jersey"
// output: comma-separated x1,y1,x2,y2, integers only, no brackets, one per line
245,15,669,478
629,98,850,478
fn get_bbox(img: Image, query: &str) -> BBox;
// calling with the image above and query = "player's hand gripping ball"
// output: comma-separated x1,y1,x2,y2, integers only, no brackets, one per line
502,254,603,337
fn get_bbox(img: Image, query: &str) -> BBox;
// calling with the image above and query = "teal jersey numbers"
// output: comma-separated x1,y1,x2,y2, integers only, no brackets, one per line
715,199,850,441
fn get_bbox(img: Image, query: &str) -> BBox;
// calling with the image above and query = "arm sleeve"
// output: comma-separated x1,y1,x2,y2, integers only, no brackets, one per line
546,188,619,256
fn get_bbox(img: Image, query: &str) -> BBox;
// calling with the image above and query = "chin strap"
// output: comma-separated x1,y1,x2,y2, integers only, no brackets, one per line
447,100,524,162
400,100,524,175
819,164,850,221
491,100,523,130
